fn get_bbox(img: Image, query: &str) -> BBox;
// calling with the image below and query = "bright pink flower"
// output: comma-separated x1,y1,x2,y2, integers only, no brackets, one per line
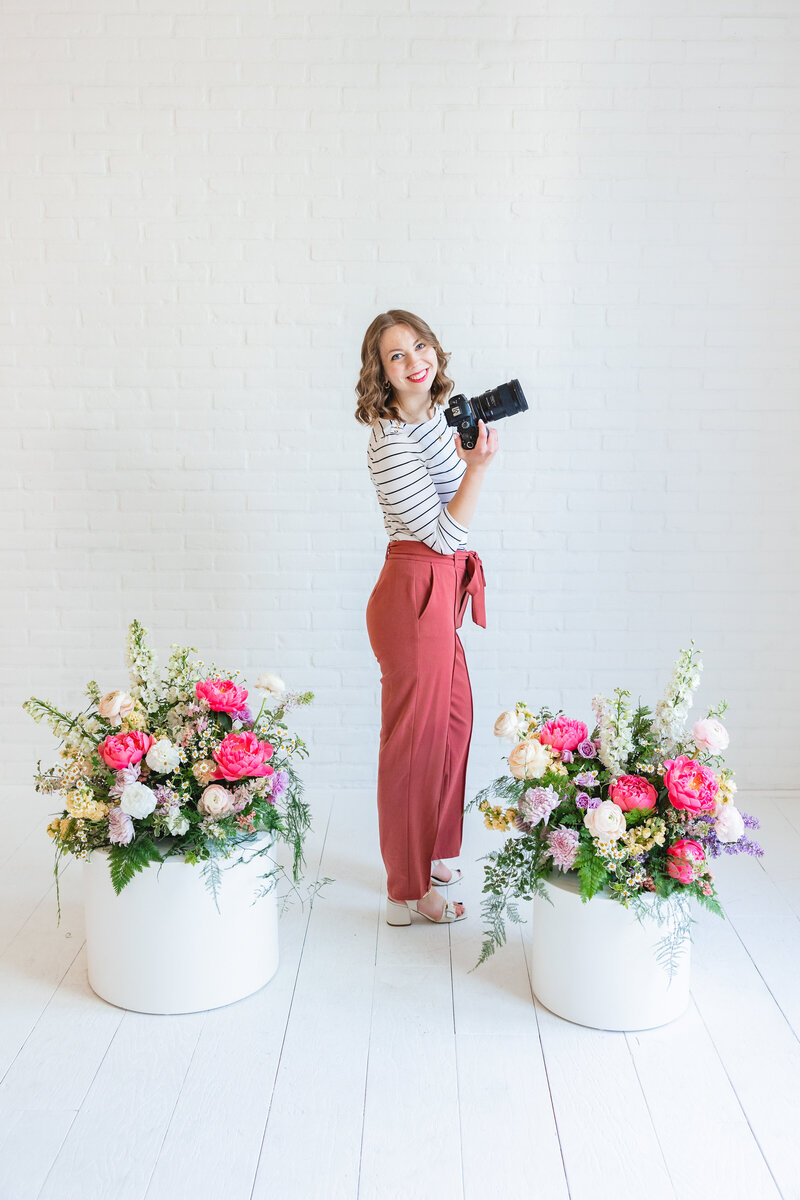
211,731,274,782
663,754,719,815
609,774,658,812
195,677,249,714
538,716,589,753
666,838,706,884
97,730,154,771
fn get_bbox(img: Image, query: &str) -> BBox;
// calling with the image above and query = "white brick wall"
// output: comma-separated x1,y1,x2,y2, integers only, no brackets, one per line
2,3,798,807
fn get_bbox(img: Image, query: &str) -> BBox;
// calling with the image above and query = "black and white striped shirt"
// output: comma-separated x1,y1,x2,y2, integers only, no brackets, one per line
367,405,468,554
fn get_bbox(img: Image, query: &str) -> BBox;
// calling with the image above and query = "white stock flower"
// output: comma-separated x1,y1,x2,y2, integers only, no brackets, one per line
119,782,157,819
145,737,181,774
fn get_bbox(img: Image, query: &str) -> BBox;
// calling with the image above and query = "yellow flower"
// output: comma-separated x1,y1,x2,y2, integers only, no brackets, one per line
65,790,108,822
46,818,61,839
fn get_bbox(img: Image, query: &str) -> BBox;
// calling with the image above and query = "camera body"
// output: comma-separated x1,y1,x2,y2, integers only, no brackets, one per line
444,378,528,449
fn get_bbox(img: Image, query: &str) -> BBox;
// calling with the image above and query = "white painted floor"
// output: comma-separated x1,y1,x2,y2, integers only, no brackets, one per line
1,787,799,1200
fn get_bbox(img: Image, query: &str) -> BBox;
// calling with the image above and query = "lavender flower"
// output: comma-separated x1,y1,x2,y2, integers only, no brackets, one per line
271,769,288,801
545,825,579,871
578,740,597,759
233,704,253,724
152,784,177,808
108,806,134,845
561,749,574,764
575,792,591,810
573,770,599,788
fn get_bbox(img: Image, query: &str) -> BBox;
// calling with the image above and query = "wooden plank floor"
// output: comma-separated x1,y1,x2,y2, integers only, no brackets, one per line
0,788,798,1200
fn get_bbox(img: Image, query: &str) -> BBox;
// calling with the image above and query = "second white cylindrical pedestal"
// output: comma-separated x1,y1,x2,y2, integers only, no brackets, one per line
531,872,690,1031
83,834,280,1015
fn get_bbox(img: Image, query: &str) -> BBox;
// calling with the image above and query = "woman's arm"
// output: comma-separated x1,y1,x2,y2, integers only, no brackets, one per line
444,420,499,530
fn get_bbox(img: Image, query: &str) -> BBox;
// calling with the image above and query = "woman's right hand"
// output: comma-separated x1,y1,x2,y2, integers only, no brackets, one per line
454,419,499,470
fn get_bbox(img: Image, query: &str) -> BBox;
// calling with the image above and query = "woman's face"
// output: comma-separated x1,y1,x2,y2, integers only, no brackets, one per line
378,323,439,406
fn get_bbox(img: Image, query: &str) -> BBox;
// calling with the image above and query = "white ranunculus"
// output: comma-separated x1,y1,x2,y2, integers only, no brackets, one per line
715,805,745,844
494,710,525,741
165,809,190,836
98,690,136,726
198,784,236,818
255,672,285,695
693,717,730,754
508,738,551,781
119,782,157,819
145,737,181,774
583,800,626,841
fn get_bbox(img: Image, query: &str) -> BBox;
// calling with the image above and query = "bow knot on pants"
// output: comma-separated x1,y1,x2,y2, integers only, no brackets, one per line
365,540,487,902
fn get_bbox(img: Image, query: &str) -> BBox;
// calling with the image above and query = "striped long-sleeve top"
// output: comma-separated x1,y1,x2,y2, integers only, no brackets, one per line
366,404,468,554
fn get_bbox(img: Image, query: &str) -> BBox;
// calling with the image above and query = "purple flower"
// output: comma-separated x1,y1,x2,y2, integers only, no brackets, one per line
578,740,597,759
561,749,574,764
545,825,580,871
518,784,560,827
270,769,288,801
573,770,599,788
233,705,253,724
153,784,177,809
575,792,591,810
108,806,134,846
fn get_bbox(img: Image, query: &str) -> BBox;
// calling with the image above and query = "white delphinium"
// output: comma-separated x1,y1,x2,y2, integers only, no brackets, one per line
650,643,703,757
125,619,163,710
591,688,635,779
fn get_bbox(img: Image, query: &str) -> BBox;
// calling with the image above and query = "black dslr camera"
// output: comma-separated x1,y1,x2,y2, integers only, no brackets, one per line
444,379,528,450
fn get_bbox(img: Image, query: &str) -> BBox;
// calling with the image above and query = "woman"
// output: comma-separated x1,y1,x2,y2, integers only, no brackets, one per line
355,309,498,925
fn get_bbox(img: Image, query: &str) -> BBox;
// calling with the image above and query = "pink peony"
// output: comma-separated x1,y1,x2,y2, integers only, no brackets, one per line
609,774,658,813
211,731,274,782
538,716,589,753
666,838,706,884
195,677,249,714
97,730,154,771
662,755,719,815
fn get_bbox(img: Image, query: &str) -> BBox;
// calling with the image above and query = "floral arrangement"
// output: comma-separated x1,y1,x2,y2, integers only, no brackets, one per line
470,643,762,966
23,620,316,912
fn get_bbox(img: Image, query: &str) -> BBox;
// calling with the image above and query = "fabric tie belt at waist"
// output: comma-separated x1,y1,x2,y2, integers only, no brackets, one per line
384,541,487,629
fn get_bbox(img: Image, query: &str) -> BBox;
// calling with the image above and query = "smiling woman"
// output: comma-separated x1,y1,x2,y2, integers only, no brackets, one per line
355,309,498,927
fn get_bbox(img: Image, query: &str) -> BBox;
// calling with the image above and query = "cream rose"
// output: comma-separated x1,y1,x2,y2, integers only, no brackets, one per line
494,710,525,741
255,672,285,695
508,738,551,780
715,805,745,844
583,800,626,841
98,690,136,727
198,783,236,818
119,782,157,819
145,737,181,774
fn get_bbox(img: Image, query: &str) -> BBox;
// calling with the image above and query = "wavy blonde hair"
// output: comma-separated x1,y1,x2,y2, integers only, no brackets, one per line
354,309,454,426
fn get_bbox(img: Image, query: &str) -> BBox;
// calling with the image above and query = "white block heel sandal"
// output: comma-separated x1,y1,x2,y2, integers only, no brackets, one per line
430,864,463,887
386,889,466,926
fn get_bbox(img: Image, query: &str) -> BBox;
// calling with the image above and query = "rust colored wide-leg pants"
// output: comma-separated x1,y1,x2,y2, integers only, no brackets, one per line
365,540,487,902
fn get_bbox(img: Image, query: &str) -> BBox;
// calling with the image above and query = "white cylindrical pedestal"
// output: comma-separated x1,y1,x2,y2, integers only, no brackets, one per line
531,872,690,1031
83,835,280,1014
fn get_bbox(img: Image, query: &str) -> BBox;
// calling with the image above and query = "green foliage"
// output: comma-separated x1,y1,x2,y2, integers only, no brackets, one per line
465,774,525,813
574,839,609,901
107,837,163,896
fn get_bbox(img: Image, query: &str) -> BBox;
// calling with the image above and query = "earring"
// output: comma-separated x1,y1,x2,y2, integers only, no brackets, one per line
383,380,390,389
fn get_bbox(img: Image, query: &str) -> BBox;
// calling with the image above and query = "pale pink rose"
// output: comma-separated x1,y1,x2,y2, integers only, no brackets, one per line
663,755,719,815
508,738,551,781
693,717,730,755
538,716,589,753
609,774,658,813
98,690,136,726
666,838,705,884
715,806,745,844
198,783,236,818
191,759,217,787
98,731,154,771
583,800,626,841
195,677,249,714
211,731,274,782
